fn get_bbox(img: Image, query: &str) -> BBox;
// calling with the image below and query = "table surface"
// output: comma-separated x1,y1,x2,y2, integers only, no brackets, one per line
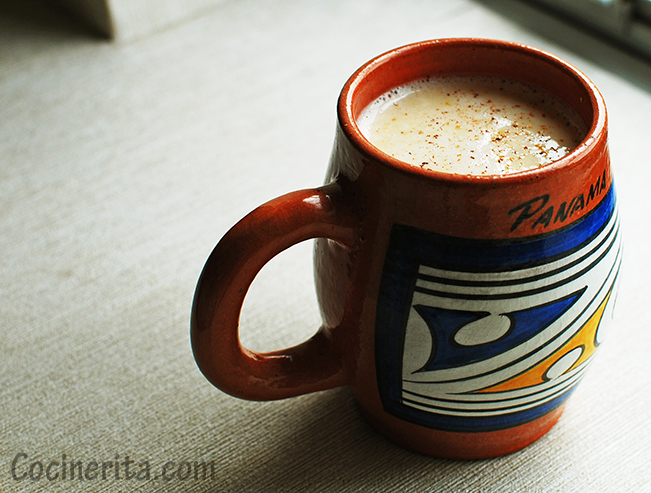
2,0,650,491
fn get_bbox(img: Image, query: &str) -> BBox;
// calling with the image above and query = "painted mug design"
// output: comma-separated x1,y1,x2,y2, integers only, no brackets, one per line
377,186,621,432
191,39,618,459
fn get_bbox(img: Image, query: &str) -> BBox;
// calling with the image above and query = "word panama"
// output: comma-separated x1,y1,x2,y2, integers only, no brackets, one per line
509,170,608,232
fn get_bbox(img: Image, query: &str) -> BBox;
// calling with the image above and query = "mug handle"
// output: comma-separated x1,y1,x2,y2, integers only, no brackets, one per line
190,183,358,400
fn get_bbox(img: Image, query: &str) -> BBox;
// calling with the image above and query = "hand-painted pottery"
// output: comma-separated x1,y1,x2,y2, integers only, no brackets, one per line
191,39,621,459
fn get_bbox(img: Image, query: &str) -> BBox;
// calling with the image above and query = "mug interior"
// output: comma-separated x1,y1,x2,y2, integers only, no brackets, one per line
340,38,605,178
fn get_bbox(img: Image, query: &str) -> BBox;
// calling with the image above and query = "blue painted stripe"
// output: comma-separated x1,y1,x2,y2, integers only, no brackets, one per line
396,187,615,271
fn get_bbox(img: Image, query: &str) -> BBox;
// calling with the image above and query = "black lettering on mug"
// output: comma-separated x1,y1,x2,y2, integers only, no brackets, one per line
509,195,549,232
510,171,608,232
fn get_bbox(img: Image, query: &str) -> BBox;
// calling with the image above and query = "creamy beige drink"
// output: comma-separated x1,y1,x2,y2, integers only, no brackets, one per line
357,75,587,175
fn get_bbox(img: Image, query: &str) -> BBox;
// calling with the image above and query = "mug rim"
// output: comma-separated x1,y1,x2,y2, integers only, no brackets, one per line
338,38,608,185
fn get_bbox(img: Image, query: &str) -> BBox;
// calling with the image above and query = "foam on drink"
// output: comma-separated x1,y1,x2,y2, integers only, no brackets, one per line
357,75,587,175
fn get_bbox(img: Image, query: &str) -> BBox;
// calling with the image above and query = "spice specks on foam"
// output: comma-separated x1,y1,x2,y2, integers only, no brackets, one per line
357,75,587,175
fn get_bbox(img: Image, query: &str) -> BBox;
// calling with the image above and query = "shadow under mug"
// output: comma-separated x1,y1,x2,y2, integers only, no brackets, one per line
191,38,622,459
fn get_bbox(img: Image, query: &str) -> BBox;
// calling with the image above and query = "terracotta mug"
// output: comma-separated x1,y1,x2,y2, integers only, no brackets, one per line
191,39,621,459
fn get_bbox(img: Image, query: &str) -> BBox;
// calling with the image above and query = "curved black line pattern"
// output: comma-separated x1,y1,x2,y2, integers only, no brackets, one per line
418,214,619,287
413,222,620,301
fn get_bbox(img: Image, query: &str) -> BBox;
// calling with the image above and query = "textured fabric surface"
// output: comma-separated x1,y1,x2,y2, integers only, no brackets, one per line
107,0,230,40
1,0,650,491
48,0,228,40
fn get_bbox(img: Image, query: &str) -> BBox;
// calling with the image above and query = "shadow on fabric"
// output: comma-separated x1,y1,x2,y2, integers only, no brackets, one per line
479,0,651,94
0,0,104,40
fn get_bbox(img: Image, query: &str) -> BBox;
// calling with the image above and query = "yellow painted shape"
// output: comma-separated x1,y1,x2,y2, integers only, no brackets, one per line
479,293,610,393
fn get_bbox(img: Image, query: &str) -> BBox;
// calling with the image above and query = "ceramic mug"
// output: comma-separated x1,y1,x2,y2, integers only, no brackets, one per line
191,39,621,459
